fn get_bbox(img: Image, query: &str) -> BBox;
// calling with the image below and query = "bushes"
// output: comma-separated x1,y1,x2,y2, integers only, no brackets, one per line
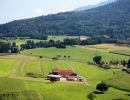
88,61,111,69
39,56,43,58
26,72,44,78
122,68,130,74
126,69,130,74
96,82,109,94
100,64,111,69
87,92,96,100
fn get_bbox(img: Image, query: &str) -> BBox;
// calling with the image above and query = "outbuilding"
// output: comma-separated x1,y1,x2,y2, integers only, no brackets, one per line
52,69,77,76
47,74,61,80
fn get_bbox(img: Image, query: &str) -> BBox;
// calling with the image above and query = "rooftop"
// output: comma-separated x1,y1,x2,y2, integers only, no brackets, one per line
52,69,76,75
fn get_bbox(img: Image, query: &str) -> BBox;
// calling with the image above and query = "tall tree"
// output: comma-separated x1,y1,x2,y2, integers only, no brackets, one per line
127,59,130,68
96,82,109,94
93,56,102,64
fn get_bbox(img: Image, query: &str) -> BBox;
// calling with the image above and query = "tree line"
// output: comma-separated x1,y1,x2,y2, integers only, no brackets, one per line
21,36,118,50
0,41,20,53
0,36,121,53
0,34,48,40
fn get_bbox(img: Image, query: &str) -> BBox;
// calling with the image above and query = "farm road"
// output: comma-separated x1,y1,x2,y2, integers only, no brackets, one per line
65,60,89,86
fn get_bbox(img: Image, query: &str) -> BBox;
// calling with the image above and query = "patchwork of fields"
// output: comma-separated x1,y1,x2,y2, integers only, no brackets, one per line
0,44,130,100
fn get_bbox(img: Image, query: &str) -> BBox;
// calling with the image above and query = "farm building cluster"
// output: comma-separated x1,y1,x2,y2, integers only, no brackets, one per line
47,69,84,82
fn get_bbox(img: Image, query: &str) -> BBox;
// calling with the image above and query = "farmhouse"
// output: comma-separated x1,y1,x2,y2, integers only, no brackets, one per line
52,69,77,76
47,69,84,82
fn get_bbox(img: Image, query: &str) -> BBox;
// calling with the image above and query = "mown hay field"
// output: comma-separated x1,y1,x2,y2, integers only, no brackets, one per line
0,45,130,100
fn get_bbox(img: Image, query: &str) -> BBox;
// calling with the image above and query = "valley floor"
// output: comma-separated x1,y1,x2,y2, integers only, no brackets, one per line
0,45,130,100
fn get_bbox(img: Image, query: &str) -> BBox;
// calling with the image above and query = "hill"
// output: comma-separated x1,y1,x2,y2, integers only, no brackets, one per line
0,0,130,39
74,0,117,11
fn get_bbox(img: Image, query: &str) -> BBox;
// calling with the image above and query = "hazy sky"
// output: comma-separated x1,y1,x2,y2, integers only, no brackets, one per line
0,0,107,24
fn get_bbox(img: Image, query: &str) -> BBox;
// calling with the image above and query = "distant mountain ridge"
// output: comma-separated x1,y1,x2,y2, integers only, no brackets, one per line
74,0,118,11
0,0,130,39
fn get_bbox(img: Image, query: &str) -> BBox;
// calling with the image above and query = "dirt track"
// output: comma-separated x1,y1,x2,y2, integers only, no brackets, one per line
0,54,38,60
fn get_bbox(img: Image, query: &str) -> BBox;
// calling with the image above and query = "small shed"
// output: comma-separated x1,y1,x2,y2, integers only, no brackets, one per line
47,74,61,80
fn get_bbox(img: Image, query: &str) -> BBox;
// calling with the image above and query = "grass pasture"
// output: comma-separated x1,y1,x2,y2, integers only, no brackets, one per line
23,60,42,76
0,59,18,76
0,77,42,100
21,46,130,62
110,49,130,56
106,71,130,91
0,43,130,100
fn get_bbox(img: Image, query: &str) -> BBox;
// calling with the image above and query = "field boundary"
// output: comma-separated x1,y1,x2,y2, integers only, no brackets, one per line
109,52,130,56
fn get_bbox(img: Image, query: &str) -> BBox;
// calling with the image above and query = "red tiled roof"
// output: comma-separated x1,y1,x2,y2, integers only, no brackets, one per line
52,69,75,75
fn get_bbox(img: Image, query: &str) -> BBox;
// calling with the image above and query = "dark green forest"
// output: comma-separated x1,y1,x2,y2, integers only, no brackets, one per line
0,0,130,40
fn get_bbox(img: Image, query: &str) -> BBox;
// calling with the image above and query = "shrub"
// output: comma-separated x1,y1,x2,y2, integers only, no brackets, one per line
126,69,130,74
26,72,43,78
93,56,102,64
39,56,43,58
101,64,111,69
52,57,58,60
96,82,109,94
87,92,96,100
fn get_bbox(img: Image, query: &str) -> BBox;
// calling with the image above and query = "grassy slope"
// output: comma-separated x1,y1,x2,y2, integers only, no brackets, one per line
23,60,41,75
106,71,130,91
0,59,18,76
21,46,130,62
0,77,26,92
88,44,130,56
0,45,130,100
0,77,42,100
21,46,130,99
0,60,129,100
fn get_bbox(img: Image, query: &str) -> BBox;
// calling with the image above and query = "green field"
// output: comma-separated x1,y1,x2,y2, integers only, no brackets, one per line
110,49,130,56
21,46,130,62
106,71,130,91
0,44,130,100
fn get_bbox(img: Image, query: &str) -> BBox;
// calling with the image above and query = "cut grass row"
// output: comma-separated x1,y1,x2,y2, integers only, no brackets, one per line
0,58,130,100
0,77,42,100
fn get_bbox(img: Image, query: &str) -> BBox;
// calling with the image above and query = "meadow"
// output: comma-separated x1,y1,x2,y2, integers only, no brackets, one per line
0,44,130,100
21,46,130,62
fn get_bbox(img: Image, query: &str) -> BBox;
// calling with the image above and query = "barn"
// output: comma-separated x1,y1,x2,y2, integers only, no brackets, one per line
52,69,77,76
47,69,84,82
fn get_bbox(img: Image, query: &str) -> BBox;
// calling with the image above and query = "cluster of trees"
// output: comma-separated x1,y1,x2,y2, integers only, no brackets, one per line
0,0,130,41
20,36,120,50
52,55,71,60
81,36,117,45
30,34,48,40
0,36,119,53
20,38,82,50
87,82,109,100
93,55,130,69
20,40,66,50
0,41,20,53
96,82,109,94
0,34,48,40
